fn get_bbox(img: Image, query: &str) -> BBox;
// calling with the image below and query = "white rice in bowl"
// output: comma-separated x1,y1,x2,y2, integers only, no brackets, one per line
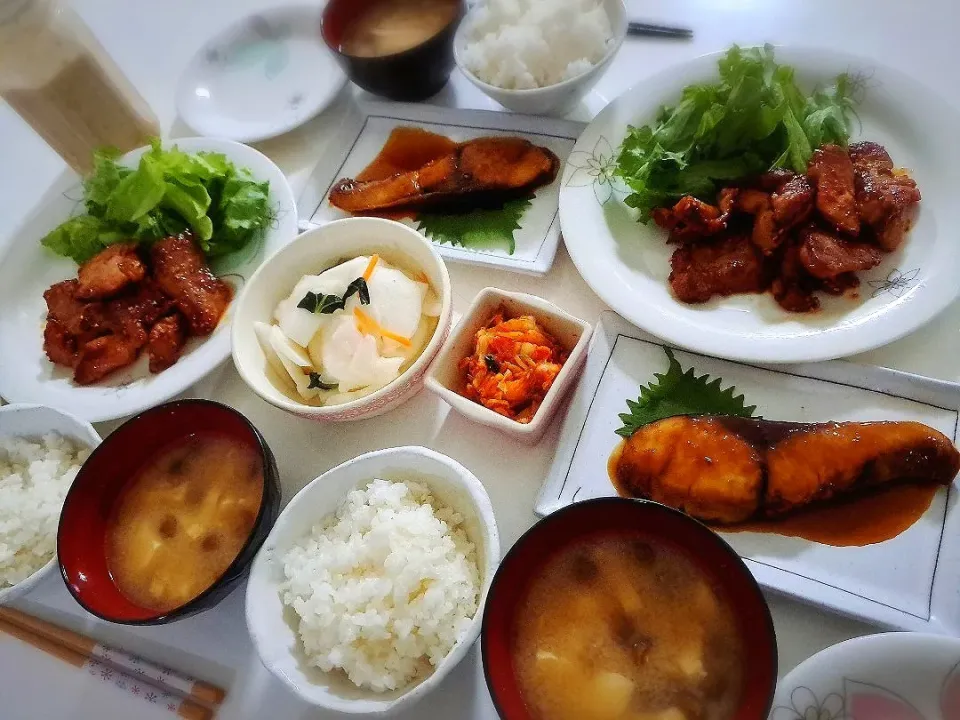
461,0,614,90
0,434,90,588
280,478,480,692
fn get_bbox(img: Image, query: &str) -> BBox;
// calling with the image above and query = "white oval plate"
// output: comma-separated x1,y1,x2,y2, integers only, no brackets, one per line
177,6,346,143
773,633,960,720
0,138,297,422
560,47,960,363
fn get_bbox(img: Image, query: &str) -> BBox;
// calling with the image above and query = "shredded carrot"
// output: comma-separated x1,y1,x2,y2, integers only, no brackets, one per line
362,254,380,281
415,271,429,284
353,307,412,347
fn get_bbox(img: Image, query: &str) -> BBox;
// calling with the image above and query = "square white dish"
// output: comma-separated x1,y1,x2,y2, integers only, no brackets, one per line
425,288,591,443
537,311,960,634
298,101,583,276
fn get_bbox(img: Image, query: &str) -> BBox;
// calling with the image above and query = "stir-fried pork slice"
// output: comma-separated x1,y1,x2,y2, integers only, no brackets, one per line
75,243,146,300
771,243,820,313
44,280,89,337
669,234,767,303
798,227,883,280
82,280,173,339
652,196,729,241
43,319,78,367
808,145,860,236
151,233,232,336
146,313,188,373
771,175,814,229
73,333,146,385
848,141,921,251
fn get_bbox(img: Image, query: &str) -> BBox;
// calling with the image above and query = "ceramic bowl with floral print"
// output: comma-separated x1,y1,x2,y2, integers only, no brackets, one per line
773,633,960,720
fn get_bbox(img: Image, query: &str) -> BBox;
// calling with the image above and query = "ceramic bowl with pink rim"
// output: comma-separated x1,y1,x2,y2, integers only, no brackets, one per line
231,218,452,422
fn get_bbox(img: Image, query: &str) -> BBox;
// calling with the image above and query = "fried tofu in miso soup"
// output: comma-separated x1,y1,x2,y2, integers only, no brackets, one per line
513,535,744,720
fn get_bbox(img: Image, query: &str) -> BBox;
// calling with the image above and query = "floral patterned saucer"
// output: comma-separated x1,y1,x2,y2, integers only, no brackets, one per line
773,633,960,720
176,6,346,142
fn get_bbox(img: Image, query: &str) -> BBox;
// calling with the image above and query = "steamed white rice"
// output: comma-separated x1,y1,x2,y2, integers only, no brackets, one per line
280,478,480,692
0,434,89,588
461,0,614,90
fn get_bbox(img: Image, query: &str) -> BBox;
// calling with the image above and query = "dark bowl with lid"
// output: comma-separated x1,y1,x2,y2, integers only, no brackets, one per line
321,0,465,101
481,497,778,720
57,399,281,625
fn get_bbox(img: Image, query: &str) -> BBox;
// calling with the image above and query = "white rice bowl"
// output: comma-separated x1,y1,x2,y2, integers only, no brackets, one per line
0,434,89,588
461,0,614,89
279,478,481,693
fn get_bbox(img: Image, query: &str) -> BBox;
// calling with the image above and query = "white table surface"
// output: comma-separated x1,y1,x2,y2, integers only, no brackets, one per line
2,1,960,717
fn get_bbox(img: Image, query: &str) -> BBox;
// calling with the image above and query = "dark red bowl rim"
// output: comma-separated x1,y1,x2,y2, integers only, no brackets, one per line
319,0,465,61
480,497,778,720
56,399,275,625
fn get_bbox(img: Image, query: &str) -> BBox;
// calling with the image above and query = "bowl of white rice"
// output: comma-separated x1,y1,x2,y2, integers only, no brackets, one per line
0,404,100,604
454,0,627,115
245,446,499,715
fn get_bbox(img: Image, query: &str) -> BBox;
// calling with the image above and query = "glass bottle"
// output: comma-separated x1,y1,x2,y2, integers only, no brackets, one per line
0,0,160,175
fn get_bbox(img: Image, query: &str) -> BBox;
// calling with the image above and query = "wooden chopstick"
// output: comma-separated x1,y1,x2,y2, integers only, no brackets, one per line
627,21,694,39
0,617,213,719
0,608,224,708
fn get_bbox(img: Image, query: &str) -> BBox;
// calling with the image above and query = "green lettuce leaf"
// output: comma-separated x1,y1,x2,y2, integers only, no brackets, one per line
39,140,272,265
40,215,126,263
614,44,858,223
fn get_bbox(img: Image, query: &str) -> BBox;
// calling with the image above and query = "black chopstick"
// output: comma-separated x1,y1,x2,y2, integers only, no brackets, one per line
627,21,693,39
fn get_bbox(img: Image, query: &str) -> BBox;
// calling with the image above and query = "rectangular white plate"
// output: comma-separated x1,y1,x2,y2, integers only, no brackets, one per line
537,312,960,634
298,101,583,276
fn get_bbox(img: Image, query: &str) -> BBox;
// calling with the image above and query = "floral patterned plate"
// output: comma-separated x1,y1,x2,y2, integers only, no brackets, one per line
176,6,346,142
773,633,960,720
559,47,960,363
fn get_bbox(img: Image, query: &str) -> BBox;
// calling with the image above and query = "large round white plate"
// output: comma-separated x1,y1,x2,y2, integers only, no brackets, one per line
176,6,346,143
0,138,297,422
560,47,960,363
772,633,960,720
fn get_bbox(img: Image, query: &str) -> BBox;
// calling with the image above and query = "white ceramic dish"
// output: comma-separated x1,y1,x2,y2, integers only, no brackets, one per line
425,288,591,443
0,138,297,423
298,100,583,276
0,403,101,604
559,47,960,363
538,312,960,634
176,6,346,142
772,633,960,720
245,446,499,716
453,0,627,116
232,217,452,422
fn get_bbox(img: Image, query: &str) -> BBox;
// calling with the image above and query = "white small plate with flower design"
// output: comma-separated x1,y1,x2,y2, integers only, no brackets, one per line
773,633,960,720
559,47,960,363
177,6,346,142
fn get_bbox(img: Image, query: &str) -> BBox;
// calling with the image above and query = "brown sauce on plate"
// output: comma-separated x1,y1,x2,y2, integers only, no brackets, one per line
608,440,939,547
356,126,457,182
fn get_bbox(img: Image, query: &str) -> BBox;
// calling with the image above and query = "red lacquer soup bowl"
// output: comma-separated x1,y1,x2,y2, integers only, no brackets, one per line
481,498,777,720
57,399,280,625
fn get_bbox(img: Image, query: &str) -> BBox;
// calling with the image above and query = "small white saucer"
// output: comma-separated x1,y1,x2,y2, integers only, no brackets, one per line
176,5,347,142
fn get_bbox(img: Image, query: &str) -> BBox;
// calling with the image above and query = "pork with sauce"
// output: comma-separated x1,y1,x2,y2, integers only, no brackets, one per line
849,141,921,251
150,233,232,336
75,243,146,300
652,141,918,312
669,235,767,304
42,232,229,384
615,416,960,523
